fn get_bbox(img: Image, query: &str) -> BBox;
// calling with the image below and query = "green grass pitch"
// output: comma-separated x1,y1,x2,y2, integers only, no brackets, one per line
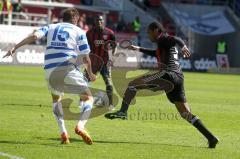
0,65,239,159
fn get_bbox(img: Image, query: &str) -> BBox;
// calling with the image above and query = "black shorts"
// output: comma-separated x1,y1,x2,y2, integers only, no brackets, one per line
132,71,186,103
162,71,186,103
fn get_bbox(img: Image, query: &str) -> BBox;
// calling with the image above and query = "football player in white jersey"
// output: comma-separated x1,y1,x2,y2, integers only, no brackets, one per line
3,8,96,145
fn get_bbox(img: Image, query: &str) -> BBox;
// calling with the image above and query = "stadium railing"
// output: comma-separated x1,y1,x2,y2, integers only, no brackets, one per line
1,11,48,26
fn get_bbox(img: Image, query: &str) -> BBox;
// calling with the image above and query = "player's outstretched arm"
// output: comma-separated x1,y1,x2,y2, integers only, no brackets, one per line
128,45,140,51
3,34,38,58
128,45,156,57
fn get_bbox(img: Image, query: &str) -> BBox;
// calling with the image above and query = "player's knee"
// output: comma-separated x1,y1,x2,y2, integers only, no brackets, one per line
88,96,94,103
127,83,137,92
124,85,137,99
51,94,61,103
81,95,94,103
81,95,89,101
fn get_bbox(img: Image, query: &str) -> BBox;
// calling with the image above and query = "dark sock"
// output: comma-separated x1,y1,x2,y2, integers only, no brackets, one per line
119,86,137,113
120,101,130,113
190,116,215,140
107,92,113,105
106,85,113,105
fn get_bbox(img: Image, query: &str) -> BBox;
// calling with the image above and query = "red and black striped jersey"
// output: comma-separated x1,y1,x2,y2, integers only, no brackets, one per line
86,27,115,65
139,33,185,74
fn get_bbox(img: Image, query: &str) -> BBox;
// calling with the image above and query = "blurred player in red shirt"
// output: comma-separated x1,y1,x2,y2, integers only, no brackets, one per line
84,15,116,109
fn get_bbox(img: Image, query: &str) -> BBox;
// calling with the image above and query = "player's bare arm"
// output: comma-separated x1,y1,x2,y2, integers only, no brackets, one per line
128,45,140,51
3,34,38,58
128,45,156,57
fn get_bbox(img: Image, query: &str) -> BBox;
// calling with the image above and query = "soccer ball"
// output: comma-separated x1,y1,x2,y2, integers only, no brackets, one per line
93,91,109,107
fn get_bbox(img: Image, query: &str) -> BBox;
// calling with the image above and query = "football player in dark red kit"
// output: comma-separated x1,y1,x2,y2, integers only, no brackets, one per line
105,22,219,148
84,15,116,110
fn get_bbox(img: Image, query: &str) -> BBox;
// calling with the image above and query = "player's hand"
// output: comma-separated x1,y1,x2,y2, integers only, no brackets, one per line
3,47,16,58
88,73,97,82
128,45,140,51
182,45,191,58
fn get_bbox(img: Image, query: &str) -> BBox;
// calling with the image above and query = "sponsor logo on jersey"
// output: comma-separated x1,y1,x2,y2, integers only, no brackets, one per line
94,40,105,46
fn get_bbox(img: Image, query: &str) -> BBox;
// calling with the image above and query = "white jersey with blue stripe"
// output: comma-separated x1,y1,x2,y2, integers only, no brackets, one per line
34,22,90,79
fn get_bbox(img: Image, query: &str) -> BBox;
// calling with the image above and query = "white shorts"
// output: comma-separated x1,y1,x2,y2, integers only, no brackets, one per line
46,68,88,96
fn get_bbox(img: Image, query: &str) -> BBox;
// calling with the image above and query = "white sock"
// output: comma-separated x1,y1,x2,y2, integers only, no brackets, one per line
77,99,93,130
53,102,67,134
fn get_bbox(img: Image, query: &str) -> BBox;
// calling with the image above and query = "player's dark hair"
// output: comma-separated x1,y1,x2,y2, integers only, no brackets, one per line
63,8,79,22
148,22,166,33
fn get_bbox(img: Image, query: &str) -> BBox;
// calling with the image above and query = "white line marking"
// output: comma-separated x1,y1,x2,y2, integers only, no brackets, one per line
0,152,25,159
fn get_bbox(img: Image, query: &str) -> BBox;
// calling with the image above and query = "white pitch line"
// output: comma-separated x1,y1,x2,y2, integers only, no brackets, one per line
0,152,25,159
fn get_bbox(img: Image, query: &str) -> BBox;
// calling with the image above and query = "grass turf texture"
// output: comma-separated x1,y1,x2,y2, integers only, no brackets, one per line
0,65,239,159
